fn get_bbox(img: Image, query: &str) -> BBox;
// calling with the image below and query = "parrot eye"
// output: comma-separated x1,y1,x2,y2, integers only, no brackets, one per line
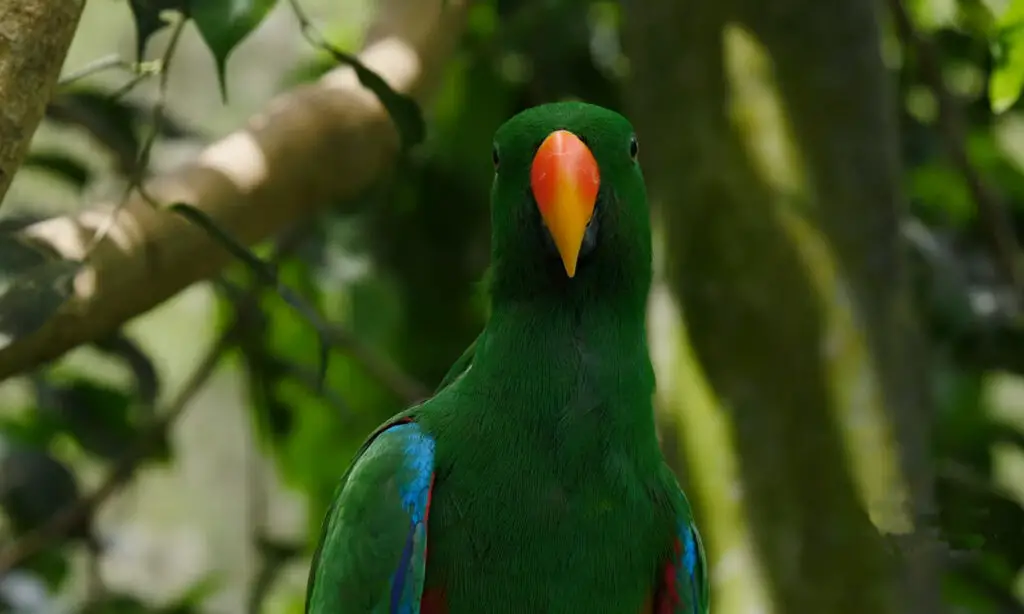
492,144,500,170
629,135,639,161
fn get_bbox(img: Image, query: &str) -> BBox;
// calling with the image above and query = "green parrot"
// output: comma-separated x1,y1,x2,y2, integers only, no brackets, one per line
305,101,710,614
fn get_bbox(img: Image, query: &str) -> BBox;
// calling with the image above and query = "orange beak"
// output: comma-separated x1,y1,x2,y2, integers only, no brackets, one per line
530,130,600,278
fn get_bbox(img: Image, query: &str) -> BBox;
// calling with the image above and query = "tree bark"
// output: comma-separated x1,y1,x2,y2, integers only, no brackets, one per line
740,1,942,610
0,0,85,209
624,0,925,611
0,0,468,381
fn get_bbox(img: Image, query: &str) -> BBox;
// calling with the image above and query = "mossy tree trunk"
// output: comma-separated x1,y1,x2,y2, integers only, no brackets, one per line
624,0,940,612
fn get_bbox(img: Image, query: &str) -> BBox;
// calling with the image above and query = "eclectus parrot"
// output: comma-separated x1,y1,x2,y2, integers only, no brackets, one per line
305,102,710,614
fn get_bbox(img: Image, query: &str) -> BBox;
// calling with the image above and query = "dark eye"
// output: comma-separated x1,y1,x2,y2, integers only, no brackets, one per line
629,135,639,160
492,144,500,169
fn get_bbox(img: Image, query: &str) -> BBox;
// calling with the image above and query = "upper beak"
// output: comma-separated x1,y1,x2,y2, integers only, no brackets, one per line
529,130,600,278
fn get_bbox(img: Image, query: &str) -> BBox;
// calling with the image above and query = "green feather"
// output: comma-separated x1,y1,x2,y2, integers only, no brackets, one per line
306,102,709,614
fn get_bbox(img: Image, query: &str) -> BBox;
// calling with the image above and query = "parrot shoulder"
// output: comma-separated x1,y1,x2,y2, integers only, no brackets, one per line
306,417,436,613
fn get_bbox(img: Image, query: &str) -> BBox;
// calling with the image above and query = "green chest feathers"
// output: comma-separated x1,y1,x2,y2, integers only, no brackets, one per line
422,429,678,614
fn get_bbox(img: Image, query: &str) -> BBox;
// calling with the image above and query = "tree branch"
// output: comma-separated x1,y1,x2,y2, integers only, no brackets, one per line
0,0,86,208
0,0,468,381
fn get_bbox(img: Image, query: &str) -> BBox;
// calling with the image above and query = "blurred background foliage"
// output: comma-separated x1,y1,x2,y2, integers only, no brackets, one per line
2,0,1024,612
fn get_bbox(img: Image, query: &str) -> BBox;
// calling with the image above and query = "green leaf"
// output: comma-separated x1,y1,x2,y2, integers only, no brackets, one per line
989,32,1024,113
997,0,1024,28
171,202,331,381
312,42,426,151
42,379,139,460
989,0,1024,113
907,162,973,226
0,443,83,539
287,2,425,150
127,0,191,61
191,0,280,101
238,329,298,444
19,548,70,591
47,89,141,176
93,332,161,411
0,234,82,351
45,88,199,177
21,151,92,191
906,0,956,31
279,23,361,88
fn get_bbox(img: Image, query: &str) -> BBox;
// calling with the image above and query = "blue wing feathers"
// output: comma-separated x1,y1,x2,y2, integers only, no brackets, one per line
395,423,435,523
676,521,708,614
390,528,417,613
681,522,697,576
384,422,435,614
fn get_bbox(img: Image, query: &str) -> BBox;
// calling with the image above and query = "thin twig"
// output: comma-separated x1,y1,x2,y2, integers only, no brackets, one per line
317,318,428,403
0,327,234,575
244,402,267,614
284,361,354,416
85,15,188,256
108,70,156,101
284,0,326,51
58,54,132,87
218,223,411,409
889,0,1023,293
179,206,429,404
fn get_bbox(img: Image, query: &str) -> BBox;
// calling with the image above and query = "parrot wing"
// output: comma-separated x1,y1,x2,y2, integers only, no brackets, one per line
654,519,710,614
305,417,436,614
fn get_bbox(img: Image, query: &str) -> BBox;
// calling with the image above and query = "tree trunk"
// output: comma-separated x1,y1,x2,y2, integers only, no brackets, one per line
0,0,85,208
625,0,939,611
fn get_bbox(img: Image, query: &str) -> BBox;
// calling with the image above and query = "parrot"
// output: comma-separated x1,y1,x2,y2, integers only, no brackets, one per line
305,101,710,614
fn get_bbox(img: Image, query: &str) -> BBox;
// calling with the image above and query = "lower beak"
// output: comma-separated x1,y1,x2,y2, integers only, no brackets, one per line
529,130,600,278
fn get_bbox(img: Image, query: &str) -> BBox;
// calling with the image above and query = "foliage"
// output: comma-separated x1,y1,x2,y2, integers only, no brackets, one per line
1,0,1024,611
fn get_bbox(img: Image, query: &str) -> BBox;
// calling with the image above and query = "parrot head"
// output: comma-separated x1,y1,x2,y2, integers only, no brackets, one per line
488,102,651,301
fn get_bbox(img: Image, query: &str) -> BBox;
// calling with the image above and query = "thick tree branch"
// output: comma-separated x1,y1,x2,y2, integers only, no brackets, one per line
0,0,468,381
0,0,86,208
